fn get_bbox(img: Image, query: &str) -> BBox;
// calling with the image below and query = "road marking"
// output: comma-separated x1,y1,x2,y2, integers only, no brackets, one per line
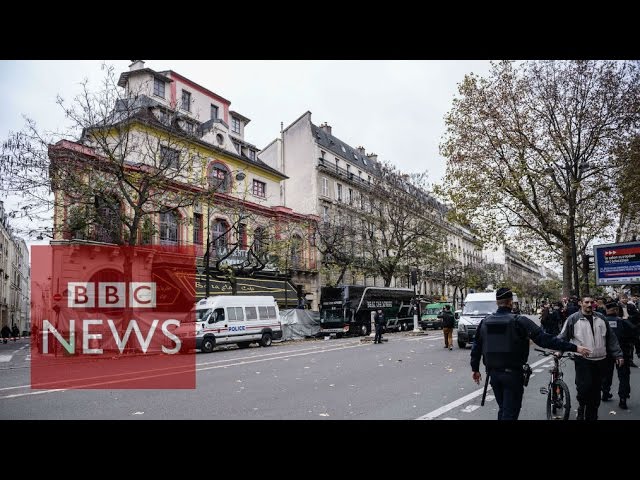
0,342,366,399
461,404,480,413
416,354,553,420
0,355,13,363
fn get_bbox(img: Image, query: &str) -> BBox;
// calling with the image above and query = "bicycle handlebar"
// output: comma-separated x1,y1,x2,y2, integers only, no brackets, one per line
534,348,579,359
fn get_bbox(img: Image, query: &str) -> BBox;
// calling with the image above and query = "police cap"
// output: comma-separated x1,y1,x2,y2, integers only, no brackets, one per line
496,287,513,300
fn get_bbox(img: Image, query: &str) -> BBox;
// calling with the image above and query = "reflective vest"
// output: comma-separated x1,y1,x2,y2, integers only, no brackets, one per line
480,313,527,369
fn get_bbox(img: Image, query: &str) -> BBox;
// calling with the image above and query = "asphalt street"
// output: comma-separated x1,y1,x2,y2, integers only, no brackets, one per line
0,317,638,420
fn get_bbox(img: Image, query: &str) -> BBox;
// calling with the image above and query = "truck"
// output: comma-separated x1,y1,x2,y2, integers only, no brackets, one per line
319,286,416,337
419,302,452,330
456,291,519,348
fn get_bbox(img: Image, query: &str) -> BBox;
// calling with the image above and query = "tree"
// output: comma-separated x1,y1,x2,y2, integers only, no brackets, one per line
315,210,361,286
359,161,446,287
1,64,211,246
440,60,640,298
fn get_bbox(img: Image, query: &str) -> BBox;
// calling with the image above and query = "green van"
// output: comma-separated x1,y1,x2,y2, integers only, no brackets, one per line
419,302,452,330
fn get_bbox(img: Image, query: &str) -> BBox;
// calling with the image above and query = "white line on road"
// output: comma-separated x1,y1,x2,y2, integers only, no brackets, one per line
415,354,553,420
0,355,13,363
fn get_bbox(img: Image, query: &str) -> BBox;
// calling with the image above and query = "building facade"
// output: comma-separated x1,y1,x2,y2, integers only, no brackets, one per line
0,201,30,333
260,112,484,305
50,61,318,309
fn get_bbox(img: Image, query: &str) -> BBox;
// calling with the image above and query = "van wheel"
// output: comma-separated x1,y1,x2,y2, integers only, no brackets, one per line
260,333,272,347
201,336,216,353
457,340,466,349
237,342,251,349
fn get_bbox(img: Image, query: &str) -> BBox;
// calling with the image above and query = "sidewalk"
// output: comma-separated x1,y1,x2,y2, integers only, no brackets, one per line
600,360,640,420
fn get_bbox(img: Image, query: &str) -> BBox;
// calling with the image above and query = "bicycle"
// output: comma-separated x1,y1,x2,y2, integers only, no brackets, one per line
534,348,577,420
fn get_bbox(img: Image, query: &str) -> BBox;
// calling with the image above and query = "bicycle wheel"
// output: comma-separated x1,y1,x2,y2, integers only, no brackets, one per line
546,380,571,420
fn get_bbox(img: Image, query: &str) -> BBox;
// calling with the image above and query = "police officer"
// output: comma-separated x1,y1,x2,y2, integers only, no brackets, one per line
374,309,385,344
600,300,638,409
471,287,591,420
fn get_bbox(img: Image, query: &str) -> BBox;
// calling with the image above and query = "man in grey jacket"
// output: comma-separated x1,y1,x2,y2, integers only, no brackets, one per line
558,295,624,420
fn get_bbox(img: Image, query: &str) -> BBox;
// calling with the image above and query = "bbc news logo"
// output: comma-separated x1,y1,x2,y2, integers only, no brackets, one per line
31,245,196,389
67,282,156,308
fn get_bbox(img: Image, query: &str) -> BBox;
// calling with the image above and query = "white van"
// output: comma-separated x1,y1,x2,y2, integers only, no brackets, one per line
456,291,519,349
190,296,283,353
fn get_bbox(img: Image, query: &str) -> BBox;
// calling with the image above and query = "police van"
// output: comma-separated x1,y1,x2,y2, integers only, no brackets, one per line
190,296,283,353
457,291,519,349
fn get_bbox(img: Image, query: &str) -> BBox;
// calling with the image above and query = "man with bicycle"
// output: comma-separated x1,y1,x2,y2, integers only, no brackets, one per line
470,287,591,420
558,295,623,420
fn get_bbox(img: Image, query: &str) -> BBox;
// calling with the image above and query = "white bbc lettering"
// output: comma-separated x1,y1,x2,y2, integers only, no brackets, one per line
69,282,95,308
98,282,125,308
66,282,156,308
130,282,156,308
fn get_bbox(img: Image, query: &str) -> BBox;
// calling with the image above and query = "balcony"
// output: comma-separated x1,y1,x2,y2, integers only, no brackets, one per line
317,158,371,188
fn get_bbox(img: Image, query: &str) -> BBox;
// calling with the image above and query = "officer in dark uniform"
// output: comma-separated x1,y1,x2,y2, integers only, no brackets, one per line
601,300,639,409
471,287,591,420
374,309,385,344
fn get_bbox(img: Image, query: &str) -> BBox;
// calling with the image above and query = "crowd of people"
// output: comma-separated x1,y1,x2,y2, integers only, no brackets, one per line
470,289,640,420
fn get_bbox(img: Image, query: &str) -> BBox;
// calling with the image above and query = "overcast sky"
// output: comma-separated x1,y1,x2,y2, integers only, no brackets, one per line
0,60,493,246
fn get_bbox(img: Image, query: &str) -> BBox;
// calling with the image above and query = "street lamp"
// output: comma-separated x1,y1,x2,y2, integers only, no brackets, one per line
203,170,246,299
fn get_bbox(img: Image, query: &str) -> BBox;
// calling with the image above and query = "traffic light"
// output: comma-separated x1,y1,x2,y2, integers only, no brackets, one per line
410,269,418,286
582,254,593,273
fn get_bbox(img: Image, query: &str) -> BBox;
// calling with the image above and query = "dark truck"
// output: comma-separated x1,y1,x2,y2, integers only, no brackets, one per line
319,286,416,337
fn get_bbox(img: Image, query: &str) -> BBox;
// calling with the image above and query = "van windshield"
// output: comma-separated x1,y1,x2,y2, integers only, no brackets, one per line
195,309,212,322
462,301,495,315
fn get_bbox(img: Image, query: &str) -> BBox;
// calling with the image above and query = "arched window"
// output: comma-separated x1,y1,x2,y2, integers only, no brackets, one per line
160,209,179,245
208,162,230,193
212,219,229,256
94,195,121,244
290,234,303,269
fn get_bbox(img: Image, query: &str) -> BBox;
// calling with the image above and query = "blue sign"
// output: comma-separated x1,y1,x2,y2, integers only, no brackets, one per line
594,241,640,286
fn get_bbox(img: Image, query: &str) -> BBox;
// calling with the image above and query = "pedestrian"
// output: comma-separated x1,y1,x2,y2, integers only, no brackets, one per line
374,309,385,344
441,305,455,350
558,295,623,420
600,300,638,409
11,324,19,339
624,301,640,368
471,287,590,420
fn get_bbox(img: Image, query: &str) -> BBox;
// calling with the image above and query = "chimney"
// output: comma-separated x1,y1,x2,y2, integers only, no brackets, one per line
129,60,145,71
319,122,332,135
366,152,378,162
356,146,366,155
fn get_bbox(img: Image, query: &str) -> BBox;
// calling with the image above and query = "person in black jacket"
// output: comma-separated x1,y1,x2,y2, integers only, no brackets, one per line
471,287,591,420
601,301,639,409
441,305,455,350
374,309,385,344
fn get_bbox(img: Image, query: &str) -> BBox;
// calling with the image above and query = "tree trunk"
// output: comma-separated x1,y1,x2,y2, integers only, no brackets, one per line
562,245,572,298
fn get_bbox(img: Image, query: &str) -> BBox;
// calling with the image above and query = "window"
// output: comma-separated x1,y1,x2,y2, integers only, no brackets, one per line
258,306,276,320
347,165,351,175
322,177,328,196
320,150,325,158
213,219,228,255
238,223,247,249
232,140,241,153
348,188,353,205
253,180,266,198
335,158,339,172
267,306,276,319
258,306,268,320
160,210,178,245
193,213,203,244
249,150,256,161
160,146,180,170
209,163,230,192
290,234,302,268
153,78,165,98
322,206,329,222
363,157,368,166
231,117,241,134
245,306,257,321
210,104,219,120
181,90,191,112
253,227,268,255
94,196,120,244
227,307,244,322
337,183,343,202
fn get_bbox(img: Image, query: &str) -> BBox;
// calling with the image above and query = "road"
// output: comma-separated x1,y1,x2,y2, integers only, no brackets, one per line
0,317,637,420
